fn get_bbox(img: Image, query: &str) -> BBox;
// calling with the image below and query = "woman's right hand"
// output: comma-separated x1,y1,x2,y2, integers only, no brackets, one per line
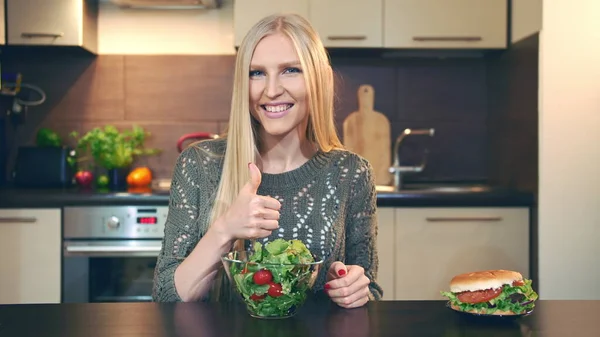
215,163,281,242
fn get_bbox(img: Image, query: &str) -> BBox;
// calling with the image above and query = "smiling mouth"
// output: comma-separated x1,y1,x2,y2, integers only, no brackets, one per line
261,104,294,112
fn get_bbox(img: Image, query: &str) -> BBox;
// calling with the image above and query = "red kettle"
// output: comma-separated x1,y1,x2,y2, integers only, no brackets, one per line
177,132,219,153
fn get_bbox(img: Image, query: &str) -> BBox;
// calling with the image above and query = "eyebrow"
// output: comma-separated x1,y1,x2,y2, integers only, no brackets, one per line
280,61,301,68
250,61,302,69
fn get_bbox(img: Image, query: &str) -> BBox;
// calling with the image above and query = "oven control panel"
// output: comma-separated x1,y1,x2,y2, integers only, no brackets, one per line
63,206,169,239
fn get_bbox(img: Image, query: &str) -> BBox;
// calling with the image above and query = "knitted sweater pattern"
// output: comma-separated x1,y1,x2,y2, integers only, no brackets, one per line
152,138,382,302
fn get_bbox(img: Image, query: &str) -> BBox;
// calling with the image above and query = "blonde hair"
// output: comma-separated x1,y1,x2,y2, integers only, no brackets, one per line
207,13,343,300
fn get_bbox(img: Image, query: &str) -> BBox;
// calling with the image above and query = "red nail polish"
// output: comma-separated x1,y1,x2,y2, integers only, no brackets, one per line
338,269,346,276
324,283,331,290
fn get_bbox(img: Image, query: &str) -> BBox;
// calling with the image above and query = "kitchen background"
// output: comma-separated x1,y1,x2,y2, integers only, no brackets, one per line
0,0,537,193
1,0,598,305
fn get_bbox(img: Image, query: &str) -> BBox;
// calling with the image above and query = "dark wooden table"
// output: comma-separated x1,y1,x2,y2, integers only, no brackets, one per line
0,298,598,337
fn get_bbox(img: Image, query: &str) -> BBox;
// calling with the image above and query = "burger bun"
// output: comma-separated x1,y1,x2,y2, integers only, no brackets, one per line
449,270,523,293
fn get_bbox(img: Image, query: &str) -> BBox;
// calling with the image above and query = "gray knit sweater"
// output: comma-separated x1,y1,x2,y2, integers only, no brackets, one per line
152,138,382,302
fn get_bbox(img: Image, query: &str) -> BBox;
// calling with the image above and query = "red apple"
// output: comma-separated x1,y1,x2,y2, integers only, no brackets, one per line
75,170,94,187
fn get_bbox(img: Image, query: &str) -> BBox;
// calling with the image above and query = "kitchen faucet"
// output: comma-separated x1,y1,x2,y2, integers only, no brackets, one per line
389,128,435,191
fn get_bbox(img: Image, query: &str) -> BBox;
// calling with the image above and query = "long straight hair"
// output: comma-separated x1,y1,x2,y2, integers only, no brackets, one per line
207,13,343,300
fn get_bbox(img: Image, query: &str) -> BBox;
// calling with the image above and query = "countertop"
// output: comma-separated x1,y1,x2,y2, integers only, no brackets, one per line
0,183,534,208
0,297,596,337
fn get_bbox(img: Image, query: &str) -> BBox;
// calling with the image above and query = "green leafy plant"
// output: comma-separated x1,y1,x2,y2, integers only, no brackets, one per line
70,125,160,170
35,128,63,147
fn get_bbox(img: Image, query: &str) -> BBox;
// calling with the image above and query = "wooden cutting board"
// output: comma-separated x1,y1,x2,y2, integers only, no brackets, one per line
343,84,392,186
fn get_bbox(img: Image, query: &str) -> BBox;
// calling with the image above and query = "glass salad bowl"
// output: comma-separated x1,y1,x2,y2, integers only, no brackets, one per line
221,239,323,319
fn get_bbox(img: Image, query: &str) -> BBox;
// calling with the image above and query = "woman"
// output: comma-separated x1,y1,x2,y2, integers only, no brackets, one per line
152,13,382,308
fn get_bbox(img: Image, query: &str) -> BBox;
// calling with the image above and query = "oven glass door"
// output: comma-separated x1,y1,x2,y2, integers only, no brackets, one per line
63,240,162,303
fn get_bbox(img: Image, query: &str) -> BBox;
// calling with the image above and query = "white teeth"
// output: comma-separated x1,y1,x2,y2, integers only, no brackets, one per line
264,104,292,112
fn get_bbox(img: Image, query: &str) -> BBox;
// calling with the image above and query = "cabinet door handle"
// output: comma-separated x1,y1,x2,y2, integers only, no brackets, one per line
413,36,482,42
0,217,38,223
327,35,367,41
426,216,502,222
21,32,64,38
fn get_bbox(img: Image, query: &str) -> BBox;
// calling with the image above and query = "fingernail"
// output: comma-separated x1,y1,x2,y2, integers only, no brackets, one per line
338,269,346,276
324,283,331,290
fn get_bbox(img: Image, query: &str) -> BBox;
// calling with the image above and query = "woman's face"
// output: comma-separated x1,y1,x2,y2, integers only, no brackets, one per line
249,32,308,139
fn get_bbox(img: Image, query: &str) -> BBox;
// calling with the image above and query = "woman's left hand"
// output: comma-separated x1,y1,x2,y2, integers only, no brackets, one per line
325,261,371,308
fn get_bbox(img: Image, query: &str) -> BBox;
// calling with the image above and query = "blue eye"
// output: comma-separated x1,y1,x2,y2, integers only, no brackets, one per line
249,70,263,77
284,67,302,74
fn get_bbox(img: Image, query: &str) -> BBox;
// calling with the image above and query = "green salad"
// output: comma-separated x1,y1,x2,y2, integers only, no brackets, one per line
228,239,318,318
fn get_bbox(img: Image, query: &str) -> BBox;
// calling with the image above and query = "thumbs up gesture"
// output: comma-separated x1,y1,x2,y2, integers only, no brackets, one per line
218,163,281,241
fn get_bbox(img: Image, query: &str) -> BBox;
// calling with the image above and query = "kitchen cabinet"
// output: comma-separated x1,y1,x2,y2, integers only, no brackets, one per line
376,206,529,300
0,0,5,45
233,0,382,48
376,208,396,300
233,0,507,50
6,0,98,53
309,0,383,48
0,208,61,304
233,0,309,47
383,0,508,49
511,0,542,43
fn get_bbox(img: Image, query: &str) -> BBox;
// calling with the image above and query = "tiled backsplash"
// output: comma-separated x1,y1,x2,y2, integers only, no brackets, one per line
332,57,488,183
1,42,537,187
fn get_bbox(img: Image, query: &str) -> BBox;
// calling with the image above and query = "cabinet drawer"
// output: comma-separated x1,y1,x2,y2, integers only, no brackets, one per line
0,208,61,304
394,207,529,300
384,0,507,49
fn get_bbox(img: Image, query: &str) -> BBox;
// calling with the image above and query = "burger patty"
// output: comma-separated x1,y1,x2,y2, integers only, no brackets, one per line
456,280,525,304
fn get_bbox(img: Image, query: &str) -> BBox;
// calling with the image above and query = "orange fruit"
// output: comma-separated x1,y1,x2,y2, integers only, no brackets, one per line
127,167,153,187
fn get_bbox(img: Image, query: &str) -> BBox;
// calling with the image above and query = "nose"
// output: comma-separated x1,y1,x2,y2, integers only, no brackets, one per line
265,75,284,98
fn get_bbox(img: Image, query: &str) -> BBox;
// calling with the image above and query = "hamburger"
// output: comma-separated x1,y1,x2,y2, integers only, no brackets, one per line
440,270,538,315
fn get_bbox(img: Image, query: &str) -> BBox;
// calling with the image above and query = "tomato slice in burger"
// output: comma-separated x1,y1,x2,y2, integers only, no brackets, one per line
457,288,502,304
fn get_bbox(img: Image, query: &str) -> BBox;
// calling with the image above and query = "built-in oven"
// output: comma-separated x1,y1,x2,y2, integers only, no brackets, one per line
62,206,168,303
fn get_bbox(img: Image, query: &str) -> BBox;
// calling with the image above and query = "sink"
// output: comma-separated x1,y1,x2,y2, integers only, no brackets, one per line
376,184,491,193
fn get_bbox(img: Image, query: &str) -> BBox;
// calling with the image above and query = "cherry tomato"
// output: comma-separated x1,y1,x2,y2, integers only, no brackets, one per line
253,269,273,285
267,282,283,297
250,294,266,301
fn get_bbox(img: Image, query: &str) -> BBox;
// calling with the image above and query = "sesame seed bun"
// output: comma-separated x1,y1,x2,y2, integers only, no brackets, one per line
449,270,523,293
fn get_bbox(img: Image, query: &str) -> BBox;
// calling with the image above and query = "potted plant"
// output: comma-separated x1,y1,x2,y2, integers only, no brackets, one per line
70,125,160,188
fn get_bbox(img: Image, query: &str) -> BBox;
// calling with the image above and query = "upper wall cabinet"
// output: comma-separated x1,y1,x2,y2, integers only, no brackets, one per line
233,0,508,50
6,0,98,53
384,0,507,49
0,0,5,45
309,0,383,48
511,0,542,43
233,0,309,47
